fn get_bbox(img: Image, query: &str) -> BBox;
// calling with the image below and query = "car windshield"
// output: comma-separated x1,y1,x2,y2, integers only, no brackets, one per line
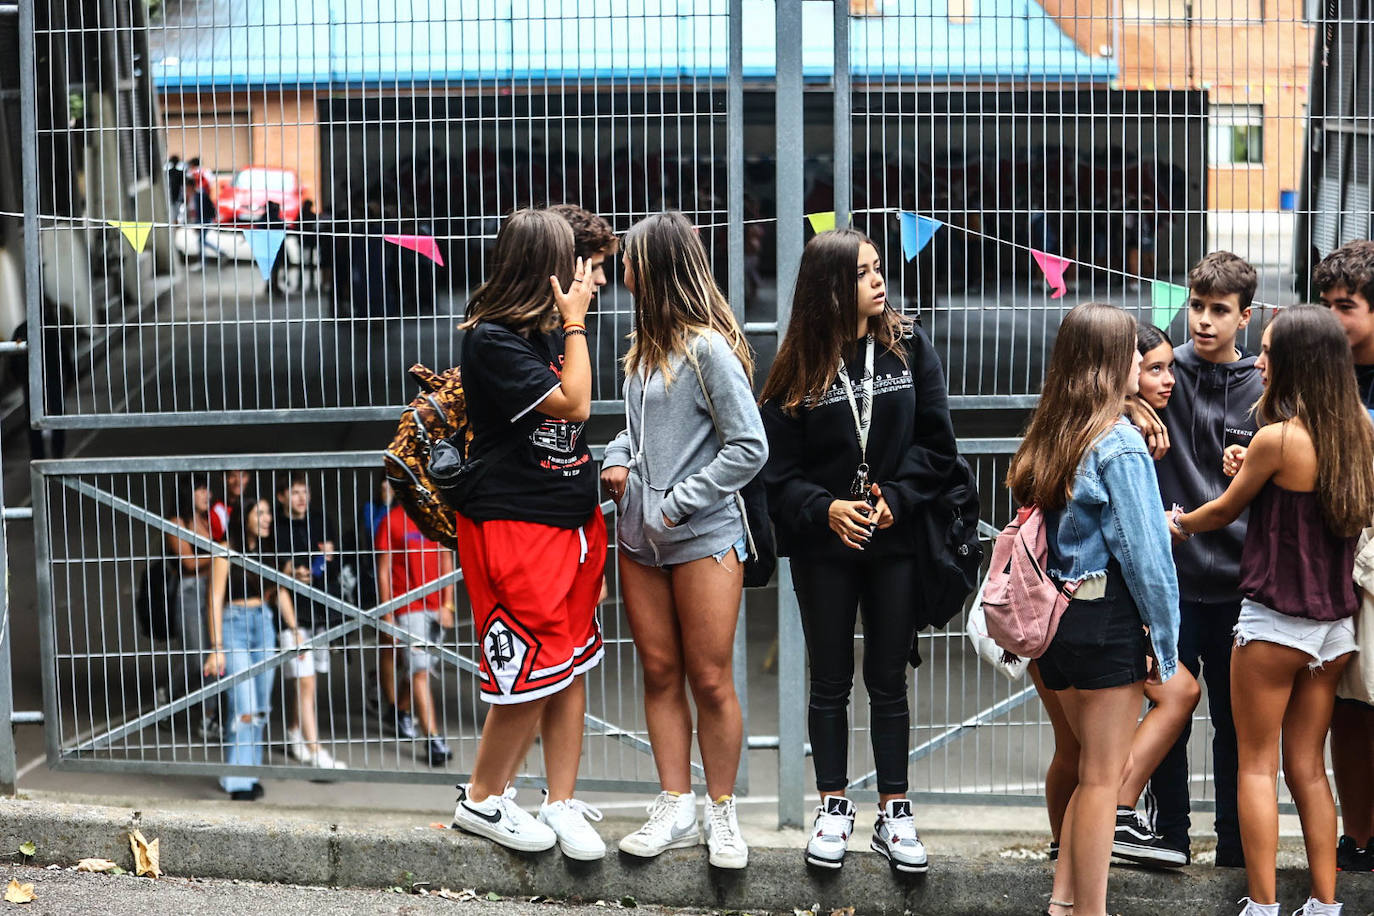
233,169,295,192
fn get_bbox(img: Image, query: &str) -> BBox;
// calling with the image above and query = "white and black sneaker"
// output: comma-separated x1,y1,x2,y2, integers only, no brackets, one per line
805,795,856,869
451,784,557,853
1111,806,1187,867
618,791,700,858
871,799,928,873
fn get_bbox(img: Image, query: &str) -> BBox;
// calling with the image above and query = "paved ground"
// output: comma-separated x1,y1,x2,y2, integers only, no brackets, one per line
0,865,737,916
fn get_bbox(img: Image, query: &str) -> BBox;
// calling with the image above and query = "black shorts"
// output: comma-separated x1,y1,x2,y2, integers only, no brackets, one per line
1037,561,1150,691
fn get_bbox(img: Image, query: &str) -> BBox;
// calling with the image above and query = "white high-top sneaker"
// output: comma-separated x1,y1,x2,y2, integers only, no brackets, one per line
871,799,928,873
805,795,856,869
704,795,748,869
617,791,699,857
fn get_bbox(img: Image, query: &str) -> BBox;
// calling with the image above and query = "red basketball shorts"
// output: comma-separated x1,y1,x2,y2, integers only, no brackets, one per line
455,510,606,704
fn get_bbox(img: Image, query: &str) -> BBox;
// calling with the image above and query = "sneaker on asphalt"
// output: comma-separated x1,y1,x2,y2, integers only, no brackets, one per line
451,784,556,853
871,799,928,873
704,795,748,869
396,710,419,741
1337,835,1359,871
1236,899,1279,916
617,791,699,858
805,795,856,869
538,794,606,861
426,736,453,767
285,727,313,762
311,747,347,769
1111,806,1187,867
1292,898,1343,915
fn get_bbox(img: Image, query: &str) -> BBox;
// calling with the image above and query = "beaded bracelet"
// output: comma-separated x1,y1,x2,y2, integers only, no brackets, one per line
564,327,587,337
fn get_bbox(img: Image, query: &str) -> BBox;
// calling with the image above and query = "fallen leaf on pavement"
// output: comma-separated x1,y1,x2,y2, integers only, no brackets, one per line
830,909,855,916
128,830,162,878
16,843,34,858
76,859,119,873
484,891,502,901
429,822,448,829
3,880,36,904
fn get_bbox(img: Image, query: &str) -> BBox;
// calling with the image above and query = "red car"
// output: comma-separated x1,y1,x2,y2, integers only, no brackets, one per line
216,166,306,225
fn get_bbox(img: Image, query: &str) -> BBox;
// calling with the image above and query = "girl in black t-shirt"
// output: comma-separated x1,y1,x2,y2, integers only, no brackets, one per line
759,228,958,873
447,208,607,860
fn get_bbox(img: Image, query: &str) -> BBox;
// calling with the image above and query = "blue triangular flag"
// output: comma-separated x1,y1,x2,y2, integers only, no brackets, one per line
900,213,942,261
246,229,288,281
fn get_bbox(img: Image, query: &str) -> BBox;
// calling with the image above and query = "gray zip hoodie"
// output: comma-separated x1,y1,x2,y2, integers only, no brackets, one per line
1155,340,1263,604
603,330,768,567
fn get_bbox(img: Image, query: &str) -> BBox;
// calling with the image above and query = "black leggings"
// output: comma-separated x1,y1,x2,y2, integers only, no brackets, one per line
792,553,919,795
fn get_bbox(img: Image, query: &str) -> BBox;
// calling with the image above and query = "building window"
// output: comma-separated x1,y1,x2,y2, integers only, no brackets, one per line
1210,104,1264,166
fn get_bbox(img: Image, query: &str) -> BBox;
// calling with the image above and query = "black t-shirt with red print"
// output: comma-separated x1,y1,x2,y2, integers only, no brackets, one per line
458,321,599,529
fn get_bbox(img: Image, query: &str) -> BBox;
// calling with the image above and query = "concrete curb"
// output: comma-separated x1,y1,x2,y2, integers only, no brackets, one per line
2,799,1372,915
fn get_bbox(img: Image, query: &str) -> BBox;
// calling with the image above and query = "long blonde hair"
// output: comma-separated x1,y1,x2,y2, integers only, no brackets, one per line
622,212,753,380
1007,303,1138,510
1258,305,1374,536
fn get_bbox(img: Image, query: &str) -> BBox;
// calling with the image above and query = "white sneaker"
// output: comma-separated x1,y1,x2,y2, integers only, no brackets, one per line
805,795,856,869
618,791,699,858
451,785,556,853
538,794,606,861
1236,899,1279,916
871,799,928,873
286,728,312,763
704,795,748,869
310,747,348,769
1292,899,1342,916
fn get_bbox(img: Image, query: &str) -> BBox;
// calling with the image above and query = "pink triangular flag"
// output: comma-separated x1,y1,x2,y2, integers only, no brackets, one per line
384,234,445,267
1031,250,1073,299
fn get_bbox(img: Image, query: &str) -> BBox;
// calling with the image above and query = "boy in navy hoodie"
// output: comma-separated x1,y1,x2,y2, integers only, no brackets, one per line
1315,240,1374,871
1144,251,1261,867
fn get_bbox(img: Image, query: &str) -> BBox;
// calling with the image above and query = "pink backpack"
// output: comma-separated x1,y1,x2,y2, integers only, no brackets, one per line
980,505,1079,659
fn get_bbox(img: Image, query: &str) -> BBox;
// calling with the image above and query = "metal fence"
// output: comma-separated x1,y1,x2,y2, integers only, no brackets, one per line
5,0,1358,825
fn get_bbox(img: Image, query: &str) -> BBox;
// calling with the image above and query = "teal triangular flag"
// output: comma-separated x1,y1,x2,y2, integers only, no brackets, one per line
1151,281,1189,330
899,213,942,261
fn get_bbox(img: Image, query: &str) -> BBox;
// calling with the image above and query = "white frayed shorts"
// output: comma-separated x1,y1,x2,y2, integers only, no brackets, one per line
1234,598,1358,669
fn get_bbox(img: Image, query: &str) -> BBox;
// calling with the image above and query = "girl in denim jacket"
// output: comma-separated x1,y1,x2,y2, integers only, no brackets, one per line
1007,303,1180,916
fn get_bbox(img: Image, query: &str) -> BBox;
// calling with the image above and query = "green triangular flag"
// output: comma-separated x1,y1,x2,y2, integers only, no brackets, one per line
806,211,837,234
1151,281,1189,330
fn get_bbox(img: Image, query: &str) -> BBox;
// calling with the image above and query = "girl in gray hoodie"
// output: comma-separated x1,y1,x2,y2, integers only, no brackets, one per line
601,212,767,870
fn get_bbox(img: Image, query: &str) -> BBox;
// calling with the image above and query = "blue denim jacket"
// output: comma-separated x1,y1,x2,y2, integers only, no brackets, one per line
1045,420,1180,681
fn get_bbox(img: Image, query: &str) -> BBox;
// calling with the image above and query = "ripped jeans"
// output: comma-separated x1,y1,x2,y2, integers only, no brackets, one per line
220,602,277,794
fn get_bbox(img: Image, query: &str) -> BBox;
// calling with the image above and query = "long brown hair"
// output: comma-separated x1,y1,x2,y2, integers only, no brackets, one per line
461,209,574,335
1007,303,1138,510
1258,304,1374,536
622,211,753,380
759,228,908,411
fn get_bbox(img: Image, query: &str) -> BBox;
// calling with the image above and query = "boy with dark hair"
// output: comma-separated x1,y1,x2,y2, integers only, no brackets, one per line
548,204,618,295
1144,251,1260,868
1315,240,1374,872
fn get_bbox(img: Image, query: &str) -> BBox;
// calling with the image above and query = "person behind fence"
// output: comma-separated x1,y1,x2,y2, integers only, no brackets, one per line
211,470,251,542
1027,324,1199,871
164,475,218,732
1007,302,1180,916
1314,239,1374,873
203,495,301,801
1136,251,1260,869
756,228,955,873
375,501,454,767
1169,306,1373,916
447,209,606,858
600,211,766,871
274,472,347,770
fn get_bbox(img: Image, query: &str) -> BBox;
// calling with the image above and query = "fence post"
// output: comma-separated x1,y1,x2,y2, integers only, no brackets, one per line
0,445,14,794
833,0,851,227
775,561,807,828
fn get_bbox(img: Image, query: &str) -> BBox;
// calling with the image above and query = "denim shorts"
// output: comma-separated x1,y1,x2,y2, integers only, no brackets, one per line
1037,562,1150,691
1234,598,1357,669
712,535,749,565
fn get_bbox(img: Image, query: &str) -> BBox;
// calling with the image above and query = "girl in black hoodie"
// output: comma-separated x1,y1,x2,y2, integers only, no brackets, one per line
760,229,957,872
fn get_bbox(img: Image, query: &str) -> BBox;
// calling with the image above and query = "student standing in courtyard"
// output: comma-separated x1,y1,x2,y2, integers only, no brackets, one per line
1009,302,1179,916
601,211,766,870
758,228,956,873
448,209,606,860
1172,306,1372,916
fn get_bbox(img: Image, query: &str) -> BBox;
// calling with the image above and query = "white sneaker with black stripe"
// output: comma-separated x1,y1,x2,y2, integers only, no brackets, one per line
1111,806,1187,867
451,784,556,852
871,799,928,873
805,795,856,869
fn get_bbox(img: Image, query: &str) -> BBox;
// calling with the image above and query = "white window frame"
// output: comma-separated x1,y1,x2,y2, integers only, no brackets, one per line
1209,104,1266,168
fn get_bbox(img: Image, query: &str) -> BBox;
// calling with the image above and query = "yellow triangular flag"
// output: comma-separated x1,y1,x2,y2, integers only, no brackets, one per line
107,220,154,253
806,211,837,234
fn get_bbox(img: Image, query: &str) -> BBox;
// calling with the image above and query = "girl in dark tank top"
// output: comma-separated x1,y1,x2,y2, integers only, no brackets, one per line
1171,306,1374,916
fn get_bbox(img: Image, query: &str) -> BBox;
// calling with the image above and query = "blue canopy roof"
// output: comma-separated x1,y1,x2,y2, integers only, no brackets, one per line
150,0,1115,90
